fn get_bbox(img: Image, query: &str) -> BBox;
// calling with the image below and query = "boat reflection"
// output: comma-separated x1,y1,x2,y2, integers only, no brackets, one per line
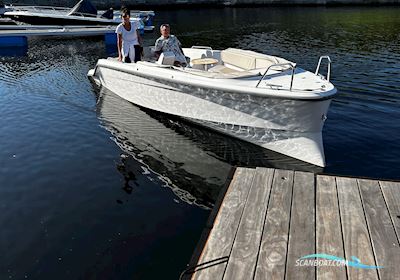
96,87,322,208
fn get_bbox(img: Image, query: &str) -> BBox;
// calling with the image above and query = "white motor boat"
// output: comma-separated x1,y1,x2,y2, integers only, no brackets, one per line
88,46,337,167
3,0,154,27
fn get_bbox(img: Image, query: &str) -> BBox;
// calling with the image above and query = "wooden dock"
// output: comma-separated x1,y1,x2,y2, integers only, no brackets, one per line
183,168,400,280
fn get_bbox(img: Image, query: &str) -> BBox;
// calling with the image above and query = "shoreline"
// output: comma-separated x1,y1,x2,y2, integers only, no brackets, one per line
3,1,400,10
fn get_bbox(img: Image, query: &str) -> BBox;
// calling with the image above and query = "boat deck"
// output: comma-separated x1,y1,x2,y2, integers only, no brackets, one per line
184,167,400,280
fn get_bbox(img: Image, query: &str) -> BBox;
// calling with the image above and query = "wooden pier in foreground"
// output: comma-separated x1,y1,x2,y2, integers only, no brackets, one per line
183,168,400,280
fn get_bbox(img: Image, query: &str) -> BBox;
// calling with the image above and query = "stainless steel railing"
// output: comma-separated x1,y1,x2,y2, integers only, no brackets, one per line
256,62,296,91
191,46,213,50
7,5,100,18
315,55,331,82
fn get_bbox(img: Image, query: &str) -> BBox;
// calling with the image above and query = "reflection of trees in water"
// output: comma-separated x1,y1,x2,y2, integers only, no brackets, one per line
230,7,400,107
0,37,106,107
234,8,400,66
157,7,400,55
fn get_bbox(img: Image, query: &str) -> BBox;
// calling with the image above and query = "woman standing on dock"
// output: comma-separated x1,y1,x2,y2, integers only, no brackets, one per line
116,8,142,63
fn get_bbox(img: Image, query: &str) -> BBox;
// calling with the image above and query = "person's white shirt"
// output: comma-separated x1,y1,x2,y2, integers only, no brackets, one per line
115,21,139,61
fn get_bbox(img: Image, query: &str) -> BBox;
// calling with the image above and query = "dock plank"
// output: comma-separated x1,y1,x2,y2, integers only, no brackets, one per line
379,181,400,244
191,168,255,280
186,167,236,279
358,179,400,280
316,175,347,280
223,168,274,280
254,169,294,280
285,171,316,280
336,177,378,280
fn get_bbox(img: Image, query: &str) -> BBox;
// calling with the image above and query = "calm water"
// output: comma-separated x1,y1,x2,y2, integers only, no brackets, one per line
1,6,400,280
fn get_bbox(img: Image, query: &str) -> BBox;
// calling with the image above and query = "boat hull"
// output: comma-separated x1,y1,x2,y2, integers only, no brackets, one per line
90,61,334,167
6,14,118,25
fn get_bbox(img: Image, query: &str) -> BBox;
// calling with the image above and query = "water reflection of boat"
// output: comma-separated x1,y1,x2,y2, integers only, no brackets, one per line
95,88,323,207
97,88,231,209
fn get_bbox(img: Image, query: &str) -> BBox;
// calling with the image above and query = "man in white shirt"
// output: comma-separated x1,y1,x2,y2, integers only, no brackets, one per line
154,24,187,67
116,8,143,63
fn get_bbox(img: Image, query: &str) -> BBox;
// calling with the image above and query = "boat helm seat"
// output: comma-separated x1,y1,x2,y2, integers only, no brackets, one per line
156,51,175,66
142,46,156,61
217,48,292,73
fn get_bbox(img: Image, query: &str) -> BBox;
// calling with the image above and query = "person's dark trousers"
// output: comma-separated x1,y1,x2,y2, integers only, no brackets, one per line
134,45,143,62
123,46,143,63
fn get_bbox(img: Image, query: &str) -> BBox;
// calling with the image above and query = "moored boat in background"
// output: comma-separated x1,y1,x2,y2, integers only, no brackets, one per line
3,0,154,27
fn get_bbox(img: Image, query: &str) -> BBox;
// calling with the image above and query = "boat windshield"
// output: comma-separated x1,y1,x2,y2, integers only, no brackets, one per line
68,0,97,17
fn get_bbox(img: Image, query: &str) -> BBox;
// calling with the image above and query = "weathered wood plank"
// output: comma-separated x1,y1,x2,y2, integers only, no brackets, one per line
185,167,236,280
316,175,347,280
358,179,400,280
336,177,378,280
379,181,400,244
254,169,294,280
223,168,275,280
192,168,255,280
285,171,316,280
